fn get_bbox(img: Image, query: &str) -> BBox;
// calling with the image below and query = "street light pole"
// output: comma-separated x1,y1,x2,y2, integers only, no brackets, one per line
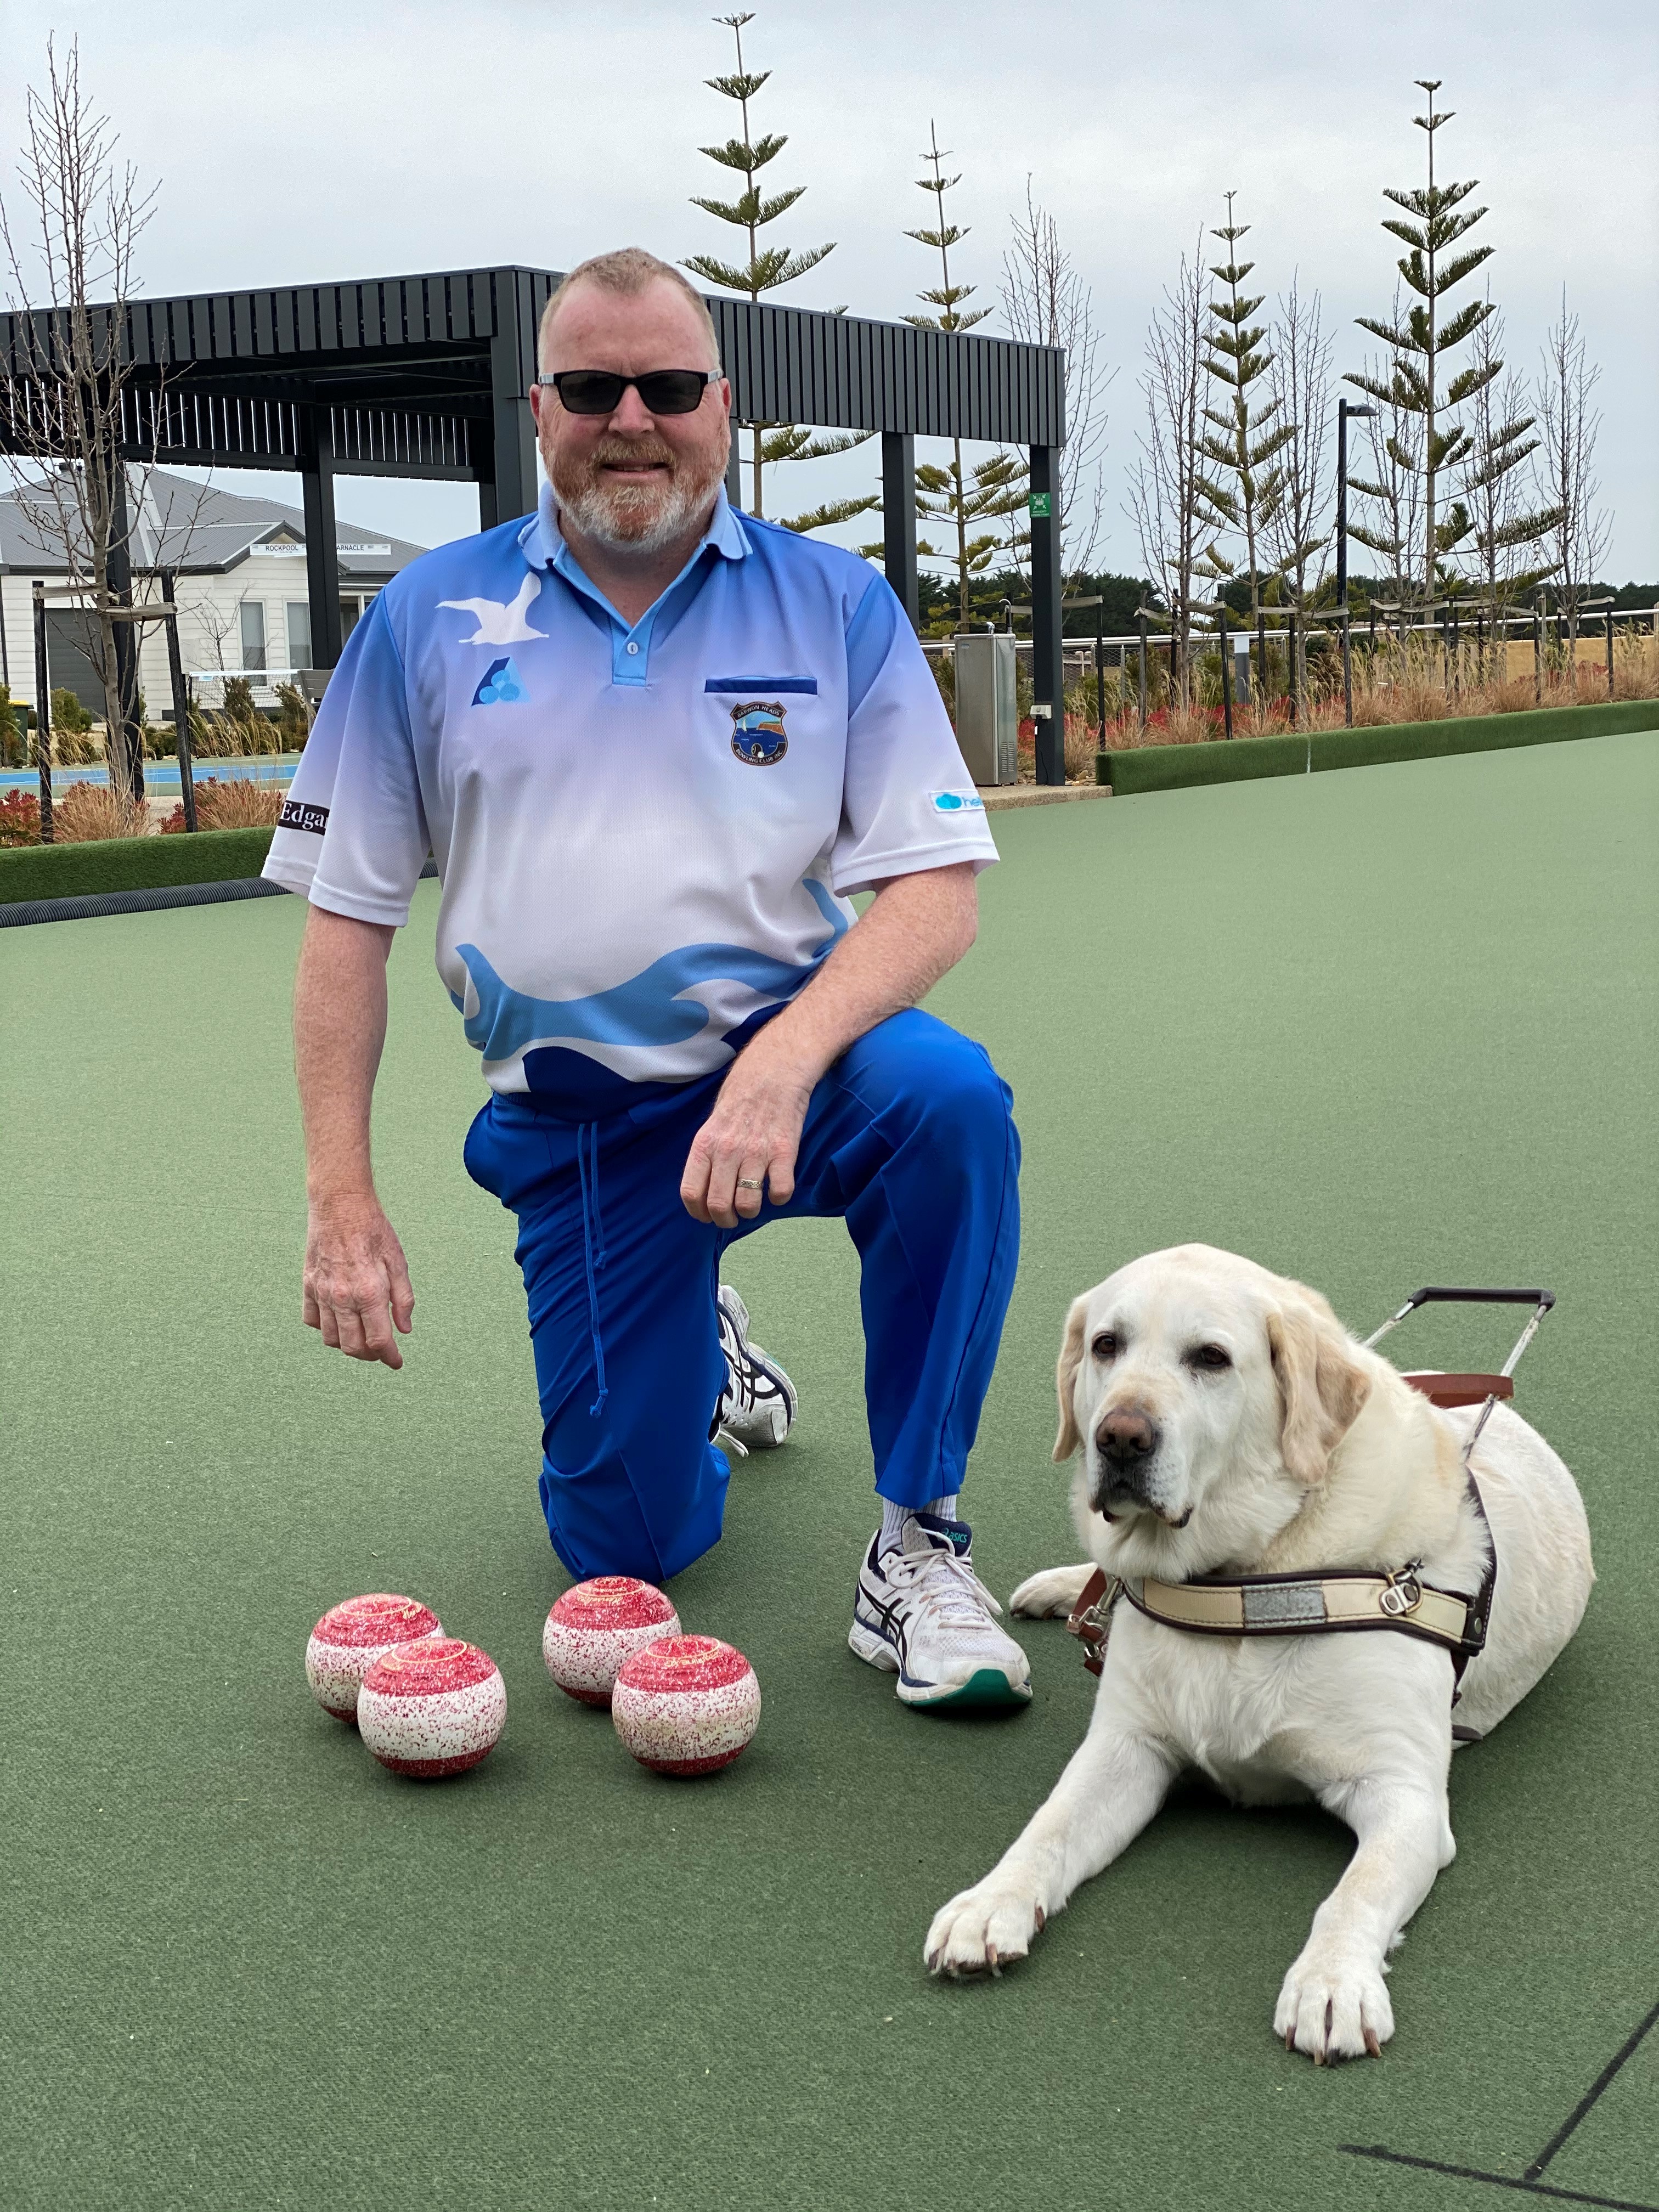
1337,396,1376,727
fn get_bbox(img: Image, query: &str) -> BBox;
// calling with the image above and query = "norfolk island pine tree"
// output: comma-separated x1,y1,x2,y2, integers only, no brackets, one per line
1346,81,1503,602
900,124,1028,633
684,10,876,533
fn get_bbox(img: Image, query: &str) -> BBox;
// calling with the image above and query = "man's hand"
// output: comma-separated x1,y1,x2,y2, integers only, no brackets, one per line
292,905,409,1364
681,863,978,1229
680,1037,813,1227
303,1191,415,1367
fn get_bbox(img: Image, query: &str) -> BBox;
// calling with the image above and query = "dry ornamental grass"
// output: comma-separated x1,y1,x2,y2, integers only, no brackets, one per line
1023,631,1659,773
52,781,153,842
193,777,285,830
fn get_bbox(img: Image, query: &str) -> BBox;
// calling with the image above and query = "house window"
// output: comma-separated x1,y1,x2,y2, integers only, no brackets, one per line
286,601,312,671
240,600,267,672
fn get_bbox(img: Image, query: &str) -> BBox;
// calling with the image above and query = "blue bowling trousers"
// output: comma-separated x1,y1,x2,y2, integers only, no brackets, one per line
462,1008,1021,1583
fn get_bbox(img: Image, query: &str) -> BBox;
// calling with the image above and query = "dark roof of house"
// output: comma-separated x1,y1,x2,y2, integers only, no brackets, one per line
0,469,428,577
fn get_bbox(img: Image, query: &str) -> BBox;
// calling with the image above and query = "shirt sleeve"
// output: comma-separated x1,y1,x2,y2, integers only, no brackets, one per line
260,594,430,926
828,574,1000,898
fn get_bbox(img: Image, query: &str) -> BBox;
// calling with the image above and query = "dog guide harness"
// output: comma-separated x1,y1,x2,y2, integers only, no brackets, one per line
1065,1289,1555,1732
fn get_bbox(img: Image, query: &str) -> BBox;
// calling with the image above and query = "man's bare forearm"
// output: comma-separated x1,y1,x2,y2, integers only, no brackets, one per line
295,905,395,1200
741,863,978,1086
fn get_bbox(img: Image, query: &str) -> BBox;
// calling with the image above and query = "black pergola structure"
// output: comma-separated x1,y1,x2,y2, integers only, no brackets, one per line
1,266,1070,781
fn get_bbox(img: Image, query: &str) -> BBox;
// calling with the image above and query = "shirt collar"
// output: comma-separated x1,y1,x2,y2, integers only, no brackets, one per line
518,478,750,577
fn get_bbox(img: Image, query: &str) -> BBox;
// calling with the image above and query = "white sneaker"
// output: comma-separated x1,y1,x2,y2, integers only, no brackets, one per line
714,1285,797,1451
849,1512,1033,1709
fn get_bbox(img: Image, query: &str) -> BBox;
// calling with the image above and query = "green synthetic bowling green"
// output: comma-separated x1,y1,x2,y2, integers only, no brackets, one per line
3,732,1655,2212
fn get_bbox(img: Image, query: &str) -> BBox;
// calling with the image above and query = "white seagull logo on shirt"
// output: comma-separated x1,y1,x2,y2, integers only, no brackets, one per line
437,572,548,644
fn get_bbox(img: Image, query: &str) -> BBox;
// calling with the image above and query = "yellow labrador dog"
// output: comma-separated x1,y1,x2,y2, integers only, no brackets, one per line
926,1245,1593,2061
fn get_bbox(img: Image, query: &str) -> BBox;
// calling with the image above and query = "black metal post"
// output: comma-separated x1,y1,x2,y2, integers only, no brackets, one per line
1028,446,1064,786
1288,610,1299,726
105,463,144,801
1137,607,1148,729
488,297,540,525
301,414,344,673
1342,603,1353,726
31,581,53,843
1255,607,1267,716
881,432,918,633
1533,590,1544,703
1451,601,1460,699
1606,606,1616,697
1093,598,1106,741
160,567,198,833
1218,605,1233,740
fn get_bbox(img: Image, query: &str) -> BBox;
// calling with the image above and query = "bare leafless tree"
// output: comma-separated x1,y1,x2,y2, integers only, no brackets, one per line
1454,300,1559,639
1262,277,1335,656
1127,241,1218,706
189,594,239,673
0,38,200,800
1536,291,1610,650
1001,180,1112,575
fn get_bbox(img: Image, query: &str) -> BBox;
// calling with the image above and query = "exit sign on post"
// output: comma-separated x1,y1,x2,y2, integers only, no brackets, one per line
1028,492,1052,518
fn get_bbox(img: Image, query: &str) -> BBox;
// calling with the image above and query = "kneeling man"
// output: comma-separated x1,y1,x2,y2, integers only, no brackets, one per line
265,247,1030,1710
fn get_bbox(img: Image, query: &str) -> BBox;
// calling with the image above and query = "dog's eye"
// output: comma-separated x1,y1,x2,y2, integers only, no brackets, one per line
1091,1331,1118,1361
1189,1343,1232,1370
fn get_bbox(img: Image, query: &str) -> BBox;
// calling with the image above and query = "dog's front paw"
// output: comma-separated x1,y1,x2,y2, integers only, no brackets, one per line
925,1872,1049,1977
1009,1564,1096,1618
1274,1942,1395,2062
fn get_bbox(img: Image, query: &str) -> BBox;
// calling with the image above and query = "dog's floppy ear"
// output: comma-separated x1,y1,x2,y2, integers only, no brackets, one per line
1053,1295,1091,1463
1267,1301,1372,1485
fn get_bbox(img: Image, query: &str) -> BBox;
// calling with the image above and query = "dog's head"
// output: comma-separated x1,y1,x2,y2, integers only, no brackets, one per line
1053,1244,1372,1576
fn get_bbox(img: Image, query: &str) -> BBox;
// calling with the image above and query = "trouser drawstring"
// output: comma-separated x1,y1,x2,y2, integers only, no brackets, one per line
575,1122,609,1416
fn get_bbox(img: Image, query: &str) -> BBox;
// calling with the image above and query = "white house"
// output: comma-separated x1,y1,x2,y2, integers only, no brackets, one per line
0,470,428,716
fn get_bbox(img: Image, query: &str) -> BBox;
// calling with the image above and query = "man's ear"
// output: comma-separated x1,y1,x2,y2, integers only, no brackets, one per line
1267,1302,1372,1485
1053,1296,1091,1463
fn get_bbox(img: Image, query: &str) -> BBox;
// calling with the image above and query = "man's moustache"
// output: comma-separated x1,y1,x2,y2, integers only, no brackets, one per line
590,441,677,473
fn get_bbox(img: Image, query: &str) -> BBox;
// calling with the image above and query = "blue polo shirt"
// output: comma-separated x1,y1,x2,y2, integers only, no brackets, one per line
263,483,998,1111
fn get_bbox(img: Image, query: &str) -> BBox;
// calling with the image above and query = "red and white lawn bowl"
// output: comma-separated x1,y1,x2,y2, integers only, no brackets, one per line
356,1639,506,1779
611,1635,760,1776
305,1594,443,1723
541,1577,681,1707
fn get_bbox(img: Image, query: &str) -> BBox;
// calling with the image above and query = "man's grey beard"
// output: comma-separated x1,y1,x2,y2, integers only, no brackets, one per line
552,438,727,556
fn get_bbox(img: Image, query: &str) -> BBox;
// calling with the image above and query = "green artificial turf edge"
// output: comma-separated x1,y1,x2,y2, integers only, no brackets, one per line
0,825,275,902
1103,695,1657,794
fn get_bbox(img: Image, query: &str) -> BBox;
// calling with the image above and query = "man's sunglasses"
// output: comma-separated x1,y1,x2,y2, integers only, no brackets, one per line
536,369,722,417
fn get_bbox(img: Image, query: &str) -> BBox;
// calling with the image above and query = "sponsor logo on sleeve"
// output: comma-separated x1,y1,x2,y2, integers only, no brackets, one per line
278,797,330,835
929,789,986,815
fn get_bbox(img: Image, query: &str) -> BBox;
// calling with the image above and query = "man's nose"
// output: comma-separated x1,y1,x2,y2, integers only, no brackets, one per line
1096,1406,1160,1465
607,385,658,435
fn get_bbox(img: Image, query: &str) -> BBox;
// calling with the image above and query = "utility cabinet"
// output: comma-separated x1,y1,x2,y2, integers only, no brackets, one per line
952,631,1018,787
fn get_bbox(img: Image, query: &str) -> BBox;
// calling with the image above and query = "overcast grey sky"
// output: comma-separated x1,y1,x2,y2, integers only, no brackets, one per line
3,0,1655,576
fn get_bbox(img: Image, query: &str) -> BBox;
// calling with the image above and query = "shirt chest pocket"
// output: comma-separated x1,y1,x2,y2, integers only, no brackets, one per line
704,676,817,769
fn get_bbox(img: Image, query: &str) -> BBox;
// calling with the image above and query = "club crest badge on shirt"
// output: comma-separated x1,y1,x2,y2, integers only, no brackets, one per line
729,701,789,766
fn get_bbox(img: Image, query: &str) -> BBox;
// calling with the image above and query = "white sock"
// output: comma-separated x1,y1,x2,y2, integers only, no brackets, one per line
879,1495,958,1555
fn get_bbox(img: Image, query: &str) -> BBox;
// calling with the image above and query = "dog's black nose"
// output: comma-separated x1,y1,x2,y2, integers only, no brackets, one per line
1097,1407,1159,1465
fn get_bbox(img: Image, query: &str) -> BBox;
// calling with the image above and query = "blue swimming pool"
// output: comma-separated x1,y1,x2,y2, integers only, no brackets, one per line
0,756,299,797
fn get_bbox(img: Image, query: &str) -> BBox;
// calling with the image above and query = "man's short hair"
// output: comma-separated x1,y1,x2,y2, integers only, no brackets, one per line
538,250,722,371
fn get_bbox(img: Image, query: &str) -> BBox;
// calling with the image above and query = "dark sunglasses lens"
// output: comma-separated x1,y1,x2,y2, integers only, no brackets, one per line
633,371,709,414
556,372,627,415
